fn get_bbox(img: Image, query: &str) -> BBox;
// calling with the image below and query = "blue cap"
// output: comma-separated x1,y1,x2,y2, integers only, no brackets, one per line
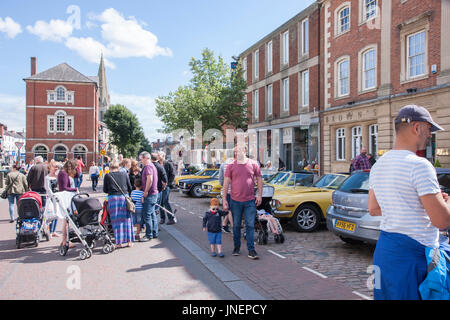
394,105,444,132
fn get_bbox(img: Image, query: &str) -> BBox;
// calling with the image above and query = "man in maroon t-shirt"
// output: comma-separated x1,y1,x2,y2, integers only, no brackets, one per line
223,146,263,260
140,151,159,241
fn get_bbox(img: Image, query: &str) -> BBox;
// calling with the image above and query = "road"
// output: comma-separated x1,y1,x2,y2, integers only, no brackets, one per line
0,177,374,300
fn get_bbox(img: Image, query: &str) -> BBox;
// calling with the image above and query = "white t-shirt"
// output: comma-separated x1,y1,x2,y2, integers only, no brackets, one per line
369,150,441,248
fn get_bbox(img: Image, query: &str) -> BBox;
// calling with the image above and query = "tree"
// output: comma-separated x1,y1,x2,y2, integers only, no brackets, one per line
138,136,152,155
104,104,146,157
155,48,248,138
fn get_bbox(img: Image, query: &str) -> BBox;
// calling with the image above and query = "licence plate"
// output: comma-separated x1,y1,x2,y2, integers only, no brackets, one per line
179,189,183,194
335,220,356,232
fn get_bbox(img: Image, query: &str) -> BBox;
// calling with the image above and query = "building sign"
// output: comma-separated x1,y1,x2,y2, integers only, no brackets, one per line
299,113,311,127
283,127,292,144
325,108,378,125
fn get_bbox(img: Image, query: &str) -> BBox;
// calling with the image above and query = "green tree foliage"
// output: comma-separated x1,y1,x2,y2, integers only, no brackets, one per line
155,48,248,137
104,104,146,157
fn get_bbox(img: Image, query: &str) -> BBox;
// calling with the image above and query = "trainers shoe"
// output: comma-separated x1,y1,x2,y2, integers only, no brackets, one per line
166,220,176,225
222,225,231,233
140,236,151,242
248,250,259,260
219,253,225,258
211,252,217,257
232,248,240,256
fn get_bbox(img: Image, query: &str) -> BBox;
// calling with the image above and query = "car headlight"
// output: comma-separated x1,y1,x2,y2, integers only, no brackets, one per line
270,199,281,209
208,185,212,191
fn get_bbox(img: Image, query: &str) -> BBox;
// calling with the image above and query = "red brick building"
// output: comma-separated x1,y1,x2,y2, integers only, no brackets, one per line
24,56,110,169
239,2,321,171
320,0,450,172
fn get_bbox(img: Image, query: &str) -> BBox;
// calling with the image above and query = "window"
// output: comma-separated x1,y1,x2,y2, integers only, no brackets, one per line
363,49,376,90
369,124,378,158
254,50,259,80
336,128,346,161
67,117,73,133
253,90,259,120
407,31,426,79
283,31,289,65
67,93,72,102
283,77,289,112
49,93,55,102
365,0,377,20
73,145,87,164
56,111,65,132
54,145,67,162
243,95,248,118
352,126,362,159
56,87,65,101
301,70,309,107
49,117,54,133
267,84,273,116
33,145,48,161
243,57,247,81
267,41,273,73
338,58,350,97
339,7,350,34
302,19,309,55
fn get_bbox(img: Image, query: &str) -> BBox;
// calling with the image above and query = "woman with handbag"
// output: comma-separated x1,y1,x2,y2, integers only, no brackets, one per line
4,163,28,223
103,160,134,248
44,159,60,238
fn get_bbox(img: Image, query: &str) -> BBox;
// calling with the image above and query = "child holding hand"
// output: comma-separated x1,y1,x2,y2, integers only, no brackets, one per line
202,198,228,257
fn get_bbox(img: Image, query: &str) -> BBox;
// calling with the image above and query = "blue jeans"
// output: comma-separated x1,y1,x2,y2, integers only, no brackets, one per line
8,194,21,221
230,199,257,252
143,194,158,238
160,187,173,221
75,173,83,188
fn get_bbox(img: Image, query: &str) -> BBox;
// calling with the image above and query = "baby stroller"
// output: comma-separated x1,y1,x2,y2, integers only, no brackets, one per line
243,185,285,245
16,191,50,249
57,193,114,260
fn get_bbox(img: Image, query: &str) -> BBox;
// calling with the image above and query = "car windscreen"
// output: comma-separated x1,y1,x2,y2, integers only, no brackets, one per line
314,174,347,189
288,173,314,186
338,171,370,193
267,172,290,184
201,170,217,176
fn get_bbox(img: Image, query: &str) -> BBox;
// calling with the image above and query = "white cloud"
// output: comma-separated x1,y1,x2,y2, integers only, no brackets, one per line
0,17,22,39
0,93,26,131
65,36,116,69
26,19,73,42
109,92,166,142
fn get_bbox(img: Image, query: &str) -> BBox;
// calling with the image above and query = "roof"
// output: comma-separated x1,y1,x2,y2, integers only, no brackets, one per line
24,63,97,84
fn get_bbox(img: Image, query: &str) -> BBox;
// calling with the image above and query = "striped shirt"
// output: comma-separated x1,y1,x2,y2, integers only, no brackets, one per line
369,150,441,248
130,190,144,211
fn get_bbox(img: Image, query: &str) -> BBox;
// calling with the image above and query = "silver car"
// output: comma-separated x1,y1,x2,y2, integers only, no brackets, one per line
327,168,450,245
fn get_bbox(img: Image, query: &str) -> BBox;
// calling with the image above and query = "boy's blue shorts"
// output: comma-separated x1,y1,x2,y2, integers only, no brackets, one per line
207,232,222,245
133,209,143,225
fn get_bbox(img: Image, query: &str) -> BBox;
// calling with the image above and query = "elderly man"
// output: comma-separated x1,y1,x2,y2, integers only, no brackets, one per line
369,105,450,300
140,151,159,242
352,147,372,171
158,151,177,225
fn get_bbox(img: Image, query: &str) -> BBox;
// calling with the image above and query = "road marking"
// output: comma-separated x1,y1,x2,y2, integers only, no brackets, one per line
352,291,372,300
179,207,186,211
189,211,195,215
302,267,328,279
267,250,286,259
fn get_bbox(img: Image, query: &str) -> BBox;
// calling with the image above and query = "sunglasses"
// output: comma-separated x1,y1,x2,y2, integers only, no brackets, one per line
211,207,220,211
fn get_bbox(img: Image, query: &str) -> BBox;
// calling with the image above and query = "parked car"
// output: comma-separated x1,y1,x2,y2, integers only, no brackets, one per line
201,179,222,198
174,168,218,188
178,170,219,198
326,168,450,245
267,171,315,192
270,173,348,232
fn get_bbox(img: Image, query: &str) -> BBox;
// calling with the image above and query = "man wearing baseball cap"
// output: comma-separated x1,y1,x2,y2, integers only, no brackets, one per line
368,104,450,300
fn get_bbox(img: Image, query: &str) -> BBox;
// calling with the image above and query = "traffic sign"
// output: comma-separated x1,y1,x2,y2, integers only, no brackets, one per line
15,142,24,150
99,142,108,151
100,150,106,155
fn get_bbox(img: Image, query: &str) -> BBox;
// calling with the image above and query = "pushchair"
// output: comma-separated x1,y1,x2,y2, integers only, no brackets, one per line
56,193,114,260
16,191,50,249
243,185,285,245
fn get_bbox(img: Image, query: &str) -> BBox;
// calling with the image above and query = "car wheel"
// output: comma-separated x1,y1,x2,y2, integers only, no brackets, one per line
292,204,321,232
191,185,203,198
339,236,364,245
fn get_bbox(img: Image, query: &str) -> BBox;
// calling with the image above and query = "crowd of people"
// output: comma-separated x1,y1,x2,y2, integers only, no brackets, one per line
3,150,177,250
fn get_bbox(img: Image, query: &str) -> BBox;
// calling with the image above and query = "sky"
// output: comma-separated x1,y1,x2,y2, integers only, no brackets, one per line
0,0,315,142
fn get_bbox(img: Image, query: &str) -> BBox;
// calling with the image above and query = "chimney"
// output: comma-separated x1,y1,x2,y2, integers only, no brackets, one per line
31,57,37,76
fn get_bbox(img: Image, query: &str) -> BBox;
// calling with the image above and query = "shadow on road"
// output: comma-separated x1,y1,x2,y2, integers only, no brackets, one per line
126,258,183,273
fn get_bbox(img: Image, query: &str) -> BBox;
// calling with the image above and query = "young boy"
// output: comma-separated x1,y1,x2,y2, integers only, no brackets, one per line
131,179,145,241
202,198,228,257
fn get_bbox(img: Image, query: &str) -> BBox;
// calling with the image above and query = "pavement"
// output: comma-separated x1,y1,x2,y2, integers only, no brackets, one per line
0,177,366,300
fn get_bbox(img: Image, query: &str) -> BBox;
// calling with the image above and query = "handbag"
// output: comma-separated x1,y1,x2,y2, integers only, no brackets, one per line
1,173,20,199
109,173,135,213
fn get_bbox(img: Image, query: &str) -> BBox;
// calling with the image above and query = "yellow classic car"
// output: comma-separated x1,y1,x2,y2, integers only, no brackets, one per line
201,179,222,197
174,168,219,188
271,173,348,232
267,171,315,192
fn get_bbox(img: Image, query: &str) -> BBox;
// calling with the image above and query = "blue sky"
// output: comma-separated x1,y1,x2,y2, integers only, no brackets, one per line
0,0,315,142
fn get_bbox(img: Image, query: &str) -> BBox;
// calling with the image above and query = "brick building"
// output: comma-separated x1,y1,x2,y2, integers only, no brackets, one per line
239,2,321,171
320,0,450,172
24,56,110,169
240,0,450,173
